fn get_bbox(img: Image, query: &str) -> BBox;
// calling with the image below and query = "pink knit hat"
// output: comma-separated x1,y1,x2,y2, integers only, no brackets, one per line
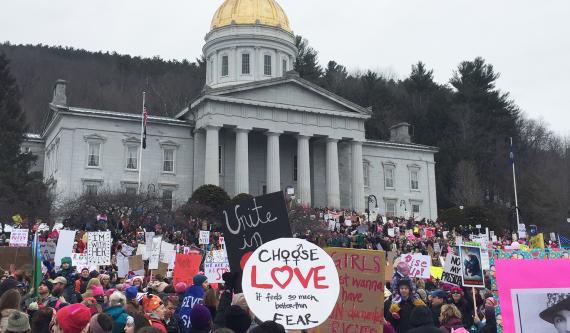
175,282,187,294
92,285,104,297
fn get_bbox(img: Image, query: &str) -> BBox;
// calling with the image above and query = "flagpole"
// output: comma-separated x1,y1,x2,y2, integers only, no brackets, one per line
138,92,146,193
510,137,521,228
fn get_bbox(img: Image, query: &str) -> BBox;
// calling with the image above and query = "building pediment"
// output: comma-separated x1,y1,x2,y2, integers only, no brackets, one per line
182,75,371,119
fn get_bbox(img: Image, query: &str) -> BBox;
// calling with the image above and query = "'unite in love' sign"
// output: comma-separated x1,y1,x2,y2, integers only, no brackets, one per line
242,238,340,330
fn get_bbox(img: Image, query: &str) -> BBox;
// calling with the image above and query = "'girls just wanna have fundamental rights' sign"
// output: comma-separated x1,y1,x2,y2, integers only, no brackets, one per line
242,238,340,330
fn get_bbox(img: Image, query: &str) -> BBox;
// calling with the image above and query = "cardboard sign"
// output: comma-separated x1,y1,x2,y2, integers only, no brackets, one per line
400,253,431,279
172,253,202,286
317,248,385,333
87,231,111,266
128,255,144,272
220,191,292,271
459,246,484,287
156,262,169,277
199,231,210,245
149,236,162,270
9,229,28,247
242,238,340,330
441,253,462,286
0,247,32,273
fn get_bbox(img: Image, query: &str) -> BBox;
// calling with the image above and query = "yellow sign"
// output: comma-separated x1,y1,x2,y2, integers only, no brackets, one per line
11,214,23,225
430,266,444,279
529,233,545,249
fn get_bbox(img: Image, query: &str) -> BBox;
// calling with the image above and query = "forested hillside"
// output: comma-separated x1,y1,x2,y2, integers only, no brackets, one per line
1,39,568,234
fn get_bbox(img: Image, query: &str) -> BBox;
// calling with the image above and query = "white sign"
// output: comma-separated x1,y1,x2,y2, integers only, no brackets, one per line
71,253,96,273
388,228,395,237
117,254,130,277
204,250,230,284
149,236,162,270
242,238,340,330
145,232,155,257
55,230,77,267
9,229,28,247
441,253,462,286
136,244,148,260
40,240,57,261
399,253,431,279
87,231,112,266
160,242,176,269
434,243,441,254
199,231,210,245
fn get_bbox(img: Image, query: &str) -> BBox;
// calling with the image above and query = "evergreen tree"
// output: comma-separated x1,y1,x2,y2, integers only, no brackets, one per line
294,36,323,82
0,53,51,223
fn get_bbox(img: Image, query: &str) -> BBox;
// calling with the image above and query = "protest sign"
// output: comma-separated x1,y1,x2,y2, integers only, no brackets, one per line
0,247,32,273
160,242,176,269
430,266,444,280
120,244,135,257
425,227,435,238
204,250,230,284
434,243,441,254
40,241,57,261
459,245,484,287
71,253,96,272
441,253,462,286
117,254,129,277
172,253,202,285
317,248,385,333
87,231,112,266
242,238,340,330
394,227,400,236
218,236,225,246
220,191,292,271
387,228,395,237
128,255,144,272
55,230,76,267
145,232,155,257
199,231,210,245
400,253,431,279
529,233,545,249
156,262,169,277
149,236,162,270
9,229,28,247
136,244,148,260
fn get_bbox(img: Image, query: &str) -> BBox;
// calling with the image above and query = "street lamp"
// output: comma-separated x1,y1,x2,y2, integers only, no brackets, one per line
367,195,378,223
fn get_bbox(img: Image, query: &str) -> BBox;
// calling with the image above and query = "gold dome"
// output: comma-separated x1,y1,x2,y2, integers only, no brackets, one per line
211,0,291,32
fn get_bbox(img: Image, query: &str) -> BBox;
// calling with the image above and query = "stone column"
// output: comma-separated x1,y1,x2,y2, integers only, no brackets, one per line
266,132,281,193
234,128,249,195
351,141,365,212
326,138,340,208
204,126,220,186
297,135,311,206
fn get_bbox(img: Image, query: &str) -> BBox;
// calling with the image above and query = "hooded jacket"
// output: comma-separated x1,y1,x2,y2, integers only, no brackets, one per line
440,317,464,333
407,306,446,333
105,305,129,333
178,285,205,333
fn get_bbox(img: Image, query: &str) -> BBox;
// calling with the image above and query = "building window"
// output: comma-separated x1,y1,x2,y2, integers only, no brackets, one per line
221,55,229,77
411,170,419,190
163,148,174,173
264,55,272,76
363,161,370,187
218,145,224,175
412,203,421,216
162,190,173,211
385,200,397,217
85,184,98,196
282,59,288,75
293,155,298,182
242,53,250,74
385,167,394,189
126,146,138,170
88,142,101,167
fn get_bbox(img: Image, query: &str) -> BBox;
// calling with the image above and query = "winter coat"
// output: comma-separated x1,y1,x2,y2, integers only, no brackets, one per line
407,306,446,333
147,316,167,333
440,317,465,333
105,305,129,333
430,303,443,326
384,297,416,333
178,285,205,333
451,298,473,328
212,290,232,329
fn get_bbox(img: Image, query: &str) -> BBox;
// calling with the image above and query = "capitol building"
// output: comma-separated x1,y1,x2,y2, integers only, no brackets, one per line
26,0,439,219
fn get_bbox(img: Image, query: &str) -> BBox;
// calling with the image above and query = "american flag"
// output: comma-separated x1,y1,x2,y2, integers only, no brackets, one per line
142,105,148,149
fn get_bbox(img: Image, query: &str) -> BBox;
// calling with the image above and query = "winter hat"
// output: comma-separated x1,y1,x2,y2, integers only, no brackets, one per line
193,274,208,286
104,289,116,298
89,314,114,333
142,294,163,313
7,311,30,332
92,285,104,297
485,297,498,308
450,286,464,295
80,268,90,274
125,286,138,300
190,304,212,330
99,274,110,281
50,276,67,286
225,305,252,333
109,291,127,307
61,257,72,266
175,282,187,294
56,304,91,333
430,289,446,299
40,280,53,292
397,278,412,290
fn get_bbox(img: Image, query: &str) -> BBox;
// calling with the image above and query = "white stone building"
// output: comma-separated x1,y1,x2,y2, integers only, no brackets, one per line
34,0,439,219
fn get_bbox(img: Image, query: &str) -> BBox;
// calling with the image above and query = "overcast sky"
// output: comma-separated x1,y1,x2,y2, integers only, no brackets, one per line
1,0,568,135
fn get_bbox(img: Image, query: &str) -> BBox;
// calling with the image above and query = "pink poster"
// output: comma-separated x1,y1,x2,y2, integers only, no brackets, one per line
495,259,570,333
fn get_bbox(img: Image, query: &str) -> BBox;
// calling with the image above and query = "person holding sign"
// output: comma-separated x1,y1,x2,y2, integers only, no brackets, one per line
178,274,209,333
449,287,474,329
385,278,426,333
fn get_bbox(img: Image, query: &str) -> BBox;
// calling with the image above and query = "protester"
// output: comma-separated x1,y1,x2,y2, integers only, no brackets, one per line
89,314,114,333
203,288,219,320
407,306,445,333
178,275,208,333
449,287,474,328
5,311,30,333
385,278,424,333
429,289,446,326
125,314,151,333
163,297,179,333
189,304,212,333
439,304,464,333
104,292,129,333
142,294,167,333
0,289,21,333
224,305,251,333
30,307,55,333
53,303,92,333
248,321,286,333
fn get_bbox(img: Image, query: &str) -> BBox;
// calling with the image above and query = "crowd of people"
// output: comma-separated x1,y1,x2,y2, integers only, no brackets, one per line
0,210,553,333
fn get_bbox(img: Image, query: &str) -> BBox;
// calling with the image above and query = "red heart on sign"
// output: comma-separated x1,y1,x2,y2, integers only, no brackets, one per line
240,252,253,270
271,266,294,289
